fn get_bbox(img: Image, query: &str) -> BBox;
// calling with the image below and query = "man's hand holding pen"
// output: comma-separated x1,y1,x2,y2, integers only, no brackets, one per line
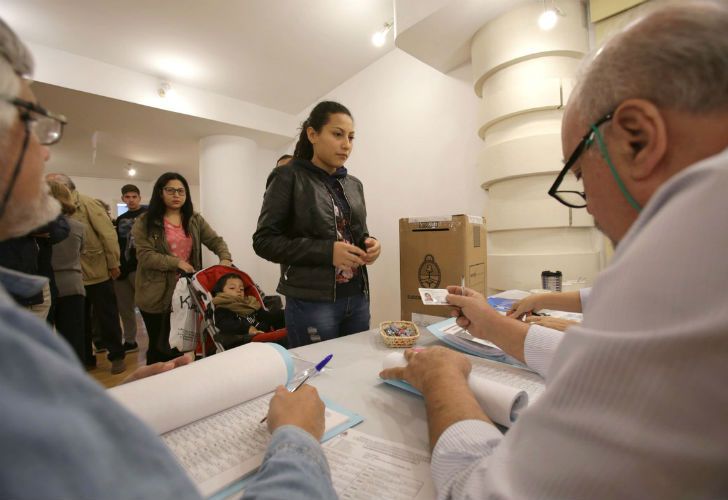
265,385,326,441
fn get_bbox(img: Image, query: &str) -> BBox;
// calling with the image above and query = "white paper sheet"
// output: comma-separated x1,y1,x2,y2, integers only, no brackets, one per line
161,393,350,497
324,429,436,500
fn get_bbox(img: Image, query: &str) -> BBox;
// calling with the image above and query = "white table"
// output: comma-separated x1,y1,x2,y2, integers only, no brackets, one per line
289,326,441,453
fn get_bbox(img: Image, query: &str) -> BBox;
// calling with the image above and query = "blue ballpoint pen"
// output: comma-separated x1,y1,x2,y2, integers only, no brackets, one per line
260,354,333,423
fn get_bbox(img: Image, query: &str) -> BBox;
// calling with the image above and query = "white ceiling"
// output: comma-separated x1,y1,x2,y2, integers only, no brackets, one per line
33,82,293,183
1,0,397,182
4,0,396,114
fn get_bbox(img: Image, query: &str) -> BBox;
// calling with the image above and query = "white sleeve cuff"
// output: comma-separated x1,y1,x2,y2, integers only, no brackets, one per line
524,325,564,378
431,420,502,498
579,287,592,309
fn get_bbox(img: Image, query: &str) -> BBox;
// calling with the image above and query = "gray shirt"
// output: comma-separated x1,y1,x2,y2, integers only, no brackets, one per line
0,264,337,500
0,265,199,500
431,148,728,498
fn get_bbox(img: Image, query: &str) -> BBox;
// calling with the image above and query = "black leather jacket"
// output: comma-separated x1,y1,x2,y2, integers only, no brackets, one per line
253,158,370,302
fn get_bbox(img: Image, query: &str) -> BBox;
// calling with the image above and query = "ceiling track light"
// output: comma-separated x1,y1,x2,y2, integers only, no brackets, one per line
158,81,174,98
372,21,393,47
126,162,136,177
538,0,564,31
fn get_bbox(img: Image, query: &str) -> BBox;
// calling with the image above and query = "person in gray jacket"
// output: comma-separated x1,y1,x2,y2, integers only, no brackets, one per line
47,180,86,363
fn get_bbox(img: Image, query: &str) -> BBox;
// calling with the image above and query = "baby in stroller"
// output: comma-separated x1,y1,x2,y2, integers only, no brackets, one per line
211,273,286,349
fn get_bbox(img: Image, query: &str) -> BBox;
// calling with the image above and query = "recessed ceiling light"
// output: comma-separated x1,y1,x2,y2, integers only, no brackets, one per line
538,1,564,31
538,9,558,30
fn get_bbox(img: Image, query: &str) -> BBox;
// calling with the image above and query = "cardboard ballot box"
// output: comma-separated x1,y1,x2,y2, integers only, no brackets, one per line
399,215,487,320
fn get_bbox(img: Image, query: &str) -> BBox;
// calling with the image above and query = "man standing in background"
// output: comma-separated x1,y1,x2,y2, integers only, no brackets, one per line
276,154,292,167
114,184,146,353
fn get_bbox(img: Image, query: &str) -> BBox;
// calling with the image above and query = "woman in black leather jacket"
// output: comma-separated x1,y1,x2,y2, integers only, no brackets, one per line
253,101,381,347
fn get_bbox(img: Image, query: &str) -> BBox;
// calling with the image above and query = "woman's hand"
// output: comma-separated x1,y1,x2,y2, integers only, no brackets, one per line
122,355,192,384
248,326,263,335
523,315,580,332
333,241,366,269
177,260,195,274
363,237,381,264
507,294,544,319
219,259,232,267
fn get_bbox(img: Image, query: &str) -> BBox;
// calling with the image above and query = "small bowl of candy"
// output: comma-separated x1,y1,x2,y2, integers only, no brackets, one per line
379,321,420,348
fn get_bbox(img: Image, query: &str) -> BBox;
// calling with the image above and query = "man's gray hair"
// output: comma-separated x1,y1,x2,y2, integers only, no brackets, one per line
0,18,33,135
46,173,76,191
572,1,728,124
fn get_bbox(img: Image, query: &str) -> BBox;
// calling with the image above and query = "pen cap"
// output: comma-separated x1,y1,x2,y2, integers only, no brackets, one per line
315,354,333,372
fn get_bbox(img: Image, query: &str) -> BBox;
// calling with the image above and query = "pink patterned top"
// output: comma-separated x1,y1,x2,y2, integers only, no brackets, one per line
164,218,192,263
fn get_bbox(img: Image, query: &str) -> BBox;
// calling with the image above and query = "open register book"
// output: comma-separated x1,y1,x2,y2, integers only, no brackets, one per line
381,351,544,428
108,343,362,498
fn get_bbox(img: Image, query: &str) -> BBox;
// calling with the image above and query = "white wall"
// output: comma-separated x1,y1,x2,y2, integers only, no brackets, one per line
200,145,287,296
302,48,485,325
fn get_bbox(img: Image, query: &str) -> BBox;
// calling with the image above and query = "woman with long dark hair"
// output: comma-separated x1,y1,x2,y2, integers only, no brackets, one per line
133,172,232,364
253,101,381,347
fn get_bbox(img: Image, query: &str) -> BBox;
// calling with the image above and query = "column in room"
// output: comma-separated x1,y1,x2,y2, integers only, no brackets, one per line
470,0,599,293
198,135,258,274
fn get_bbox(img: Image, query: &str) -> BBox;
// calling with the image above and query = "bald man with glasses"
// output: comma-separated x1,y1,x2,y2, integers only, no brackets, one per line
381,2,728,498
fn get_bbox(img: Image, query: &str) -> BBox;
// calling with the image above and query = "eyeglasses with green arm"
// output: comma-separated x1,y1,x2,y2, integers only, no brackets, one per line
548,110,642,212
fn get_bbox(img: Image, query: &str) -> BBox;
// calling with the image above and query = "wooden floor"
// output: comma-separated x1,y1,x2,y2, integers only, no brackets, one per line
88,311,148,389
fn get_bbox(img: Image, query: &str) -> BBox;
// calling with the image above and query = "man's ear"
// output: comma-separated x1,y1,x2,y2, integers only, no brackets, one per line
610,99,667,180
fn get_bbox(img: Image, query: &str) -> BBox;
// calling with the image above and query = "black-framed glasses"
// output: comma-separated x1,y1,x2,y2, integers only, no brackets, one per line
548,112,613,208
2,96,67,145
163,187,186,196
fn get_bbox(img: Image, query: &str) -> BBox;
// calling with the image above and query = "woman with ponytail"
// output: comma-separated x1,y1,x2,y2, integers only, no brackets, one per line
253,101,381,347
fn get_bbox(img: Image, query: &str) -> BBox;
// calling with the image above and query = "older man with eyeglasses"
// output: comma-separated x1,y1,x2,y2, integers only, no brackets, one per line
381,2,728,498
0,17,340,500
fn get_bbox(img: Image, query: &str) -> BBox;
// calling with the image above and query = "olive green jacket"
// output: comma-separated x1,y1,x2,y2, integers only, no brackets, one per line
132,212,232,313
70,191,120,286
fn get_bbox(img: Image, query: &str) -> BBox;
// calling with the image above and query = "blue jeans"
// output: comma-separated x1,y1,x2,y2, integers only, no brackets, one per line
284,294,370,348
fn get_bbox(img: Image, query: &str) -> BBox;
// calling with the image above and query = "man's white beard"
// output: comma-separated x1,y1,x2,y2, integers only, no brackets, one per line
0,180,61,240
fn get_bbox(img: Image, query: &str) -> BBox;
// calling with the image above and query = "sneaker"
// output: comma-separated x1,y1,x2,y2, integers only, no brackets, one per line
93,342,108,354
110,359,127,375
123,341,139,353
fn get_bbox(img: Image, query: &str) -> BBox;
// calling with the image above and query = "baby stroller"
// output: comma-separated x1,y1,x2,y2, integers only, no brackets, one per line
180,265,287,358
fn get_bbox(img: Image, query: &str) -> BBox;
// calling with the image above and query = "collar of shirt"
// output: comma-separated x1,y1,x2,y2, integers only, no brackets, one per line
0,265,48,302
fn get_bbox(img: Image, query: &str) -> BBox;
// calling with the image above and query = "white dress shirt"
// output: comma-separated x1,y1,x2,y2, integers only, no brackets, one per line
431,148,728,499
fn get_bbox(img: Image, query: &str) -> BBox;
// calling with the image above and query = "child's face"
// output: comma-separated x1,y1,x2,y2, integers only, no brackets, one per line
222,278,245,298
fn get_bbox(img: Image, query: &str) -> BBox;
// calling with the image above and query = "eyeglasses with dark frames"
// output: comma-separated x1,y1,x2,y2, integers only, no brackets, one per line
1,96,67,146
163,187,186,196
548,111,614,209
